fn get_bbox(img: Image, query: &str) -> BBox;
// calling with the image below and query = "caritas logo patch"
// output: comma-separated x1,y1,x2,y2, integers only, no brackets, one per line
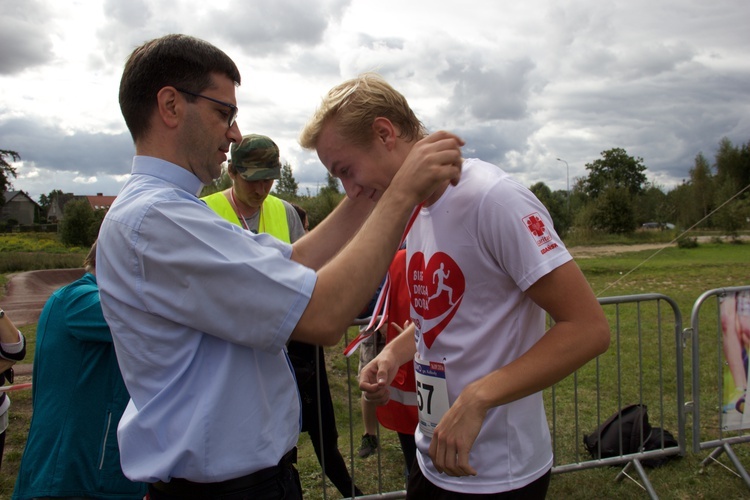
407,252,465,348
523,212,558,254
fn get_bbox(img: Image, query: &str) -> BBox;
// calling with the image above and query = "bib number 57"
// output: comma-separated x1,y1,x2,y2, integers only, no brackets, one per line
417,380,434,414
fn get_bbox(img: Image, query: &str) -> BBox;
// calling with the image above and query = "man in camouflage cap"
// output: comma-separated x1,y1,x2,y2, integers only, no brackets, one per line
230,133,282,181
202,134,304,237
202,136,365,496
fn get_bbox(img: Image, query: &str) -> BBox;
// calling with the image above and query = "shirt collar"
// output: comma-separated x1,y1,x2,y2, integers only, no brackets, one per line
132,156,205,196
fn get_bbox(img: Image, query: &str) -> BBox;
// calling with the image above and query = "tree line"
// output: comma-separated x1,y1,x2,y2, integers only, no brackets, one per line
2,136,749,247
532,138,750,236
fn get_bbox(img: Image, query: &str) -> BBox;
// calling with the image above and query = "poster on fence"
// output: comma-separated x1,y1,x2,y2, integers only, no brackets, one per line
721,291,750,431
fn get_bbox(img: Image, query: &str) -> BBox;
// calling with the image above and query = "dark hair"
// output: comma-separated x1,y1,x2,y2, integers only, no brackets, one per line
291,203,308,228
119,34,241,142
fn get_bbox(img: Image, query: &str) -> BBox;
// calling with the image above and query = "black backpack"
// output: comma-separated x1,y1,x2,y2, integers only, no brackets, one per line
583,404,678,468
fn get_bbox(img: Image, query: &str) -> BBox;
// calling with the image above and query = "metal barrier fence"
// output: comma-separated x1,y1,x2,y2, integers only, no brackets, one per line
338,319,406,500
547,293,685,500
307,294,688,499
689,285,750,488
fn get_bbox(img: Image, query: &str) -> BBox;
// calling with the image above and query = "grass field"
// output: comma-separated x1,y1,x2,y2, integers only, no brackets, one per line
1,235,750,499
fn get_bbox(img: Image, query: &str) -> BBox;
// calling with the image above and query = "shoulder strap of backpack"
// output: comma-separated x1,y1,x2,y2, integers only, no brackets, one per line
629,404,651,453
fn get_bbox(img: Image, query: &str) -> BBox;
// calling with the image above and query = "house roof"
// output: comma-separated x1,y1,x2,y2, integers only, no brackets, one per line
85,194,117,211
2,190,39,206
3,190,20,203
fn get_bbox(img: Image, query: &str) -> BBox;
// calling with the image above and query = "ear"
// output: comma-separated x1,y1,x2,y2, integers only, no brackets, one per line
156,87,181,129
372,117,397,151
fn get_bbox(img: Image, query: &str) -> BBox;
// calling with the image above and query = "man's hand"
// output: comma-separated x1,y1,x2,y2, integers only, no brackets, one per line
428,386,486,477
390,131,464,205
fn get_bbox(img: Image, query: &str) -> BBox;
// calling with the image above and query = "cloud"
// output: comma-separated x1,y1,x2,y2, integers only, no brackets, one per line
0,118,133,198
440,55,538,123
208,0,350,56
0,0,55,75
0,118,133,175
2,0,750,202
104,0,153,27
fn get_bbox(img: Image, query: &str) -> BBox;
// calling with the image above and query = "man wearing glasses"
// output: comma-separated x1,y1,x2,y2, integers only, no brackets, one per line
97,34,463,499
176,88,239,127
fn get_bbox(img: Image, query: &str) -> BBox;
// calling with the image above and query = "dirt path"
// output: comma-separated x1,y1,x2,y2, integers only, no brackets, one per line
569,242,676,259
1,269,85,377
0,269,85,327
569,235,749,259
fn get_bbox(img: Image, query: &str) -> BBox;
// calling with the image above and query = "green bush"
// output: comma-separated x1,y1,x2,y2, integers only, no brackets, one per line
59,200,103,247
677,236,699,248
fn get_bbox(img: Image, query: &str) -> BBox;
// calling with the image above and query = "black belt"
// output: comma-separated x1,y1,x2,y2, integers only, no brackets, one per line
152,447,297,497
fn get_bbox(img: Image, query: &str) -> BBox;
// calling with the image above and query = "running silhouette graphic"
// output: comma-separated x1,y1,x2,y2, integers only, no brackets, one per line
427,263,455,306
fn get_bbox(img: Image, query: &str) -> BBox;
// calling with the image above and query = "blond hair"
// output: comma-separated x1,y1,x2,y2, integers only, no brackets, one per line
84,240,97,273
299,72,426,150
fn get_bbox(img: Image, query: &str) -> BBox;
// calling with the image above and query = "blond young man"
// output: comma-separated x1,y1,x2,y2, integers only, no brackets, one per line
300,73,610,499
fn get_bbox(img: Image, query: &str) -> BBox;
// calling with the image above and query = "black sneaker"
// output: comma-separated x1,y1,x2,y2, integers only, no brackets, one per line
358,433,379,458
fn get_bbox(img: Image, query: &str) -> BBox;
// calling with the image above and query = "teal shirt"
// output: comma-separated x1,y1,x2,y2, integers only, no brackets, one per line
12,273,146,500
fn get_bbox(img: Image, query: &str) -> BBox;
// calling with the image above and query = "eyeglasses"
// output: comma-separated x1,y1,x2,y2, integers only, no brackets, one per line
175,88,238,128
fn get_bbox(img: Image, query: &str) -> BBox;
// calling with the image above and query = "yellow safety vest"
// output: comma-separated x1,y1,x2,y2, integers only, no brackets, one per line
202,191,290,243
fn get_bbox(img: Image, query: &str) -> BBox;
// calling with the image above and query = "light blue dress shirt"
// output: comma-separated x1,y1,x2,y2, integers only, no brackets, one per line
97,156,317,483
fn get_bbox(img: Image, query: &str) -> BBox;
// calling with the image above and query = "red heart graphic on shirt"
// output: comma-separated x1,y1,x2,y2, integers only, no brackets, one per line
407,252,464,348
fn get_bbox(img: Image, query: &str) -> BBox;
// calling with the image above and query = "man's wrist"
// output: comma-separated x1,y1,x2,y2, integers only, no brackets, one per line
0,309,4,319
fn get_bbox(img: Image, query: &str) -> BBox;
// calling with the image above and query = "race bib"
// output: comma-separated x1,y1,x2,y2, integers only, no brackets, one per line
414,354,450,436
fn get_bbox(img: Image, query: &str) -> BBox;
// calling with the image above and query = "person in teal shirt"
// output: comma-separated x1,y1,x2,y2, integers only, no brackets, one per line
13,241,146,500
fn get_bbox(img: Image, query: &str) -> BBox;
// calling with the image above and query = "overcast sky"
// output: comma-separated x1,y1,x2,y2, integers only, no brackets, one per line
1,0,749,202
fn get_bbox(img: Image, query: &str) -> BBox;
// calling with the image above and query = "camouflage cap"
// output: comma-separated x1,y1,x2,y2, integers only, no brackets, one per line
229,134,281,181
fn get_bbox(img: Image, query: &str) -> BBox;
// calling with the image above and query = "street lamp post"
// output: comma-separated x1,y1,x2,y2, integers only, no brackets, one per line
556,157,570,216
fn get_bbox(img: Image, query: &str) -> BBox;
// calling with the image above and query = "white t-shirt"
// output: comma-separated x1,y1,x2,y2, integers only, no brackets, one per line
407,158,572,494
